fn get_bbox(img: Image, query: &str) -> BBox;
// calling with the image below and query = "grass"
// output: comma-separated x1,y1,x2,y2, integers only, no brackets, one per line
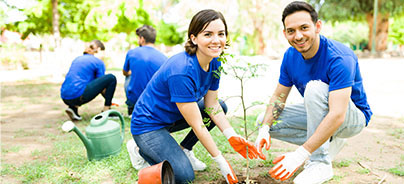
1,108,269,183
334,159,351,168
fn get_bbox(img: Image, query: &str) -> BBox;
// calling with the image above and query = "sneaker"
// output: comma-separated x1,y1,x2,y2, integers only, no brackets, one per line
329,137,346,160
183,148,207,171
126,139,150,170
65,107,82,121
293,161,333,184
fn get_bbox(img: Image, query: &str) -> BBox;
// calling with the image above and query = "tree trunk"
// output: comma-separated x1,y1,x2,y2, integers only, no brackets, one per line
366,12,389,51
52,0,60,48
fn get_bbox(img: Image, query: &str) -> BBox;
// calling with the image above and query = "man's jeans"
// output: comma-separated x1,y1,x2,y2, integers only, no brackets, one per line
270,80,366,165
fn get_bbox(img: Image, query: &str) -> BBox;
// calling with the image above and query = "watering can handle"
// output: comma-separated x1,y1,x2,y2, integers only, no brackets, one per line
105,110,125,143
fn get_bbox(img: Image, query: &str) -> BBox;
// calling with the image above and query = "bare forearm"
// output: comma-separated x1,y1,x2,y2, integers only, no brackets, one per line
263,93,287,126
302,112,345,153
190,122,221,157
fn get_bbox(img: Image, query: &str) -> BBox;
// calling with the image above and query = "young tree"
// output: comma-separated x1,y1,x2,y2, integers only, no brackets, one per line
218,53,267,182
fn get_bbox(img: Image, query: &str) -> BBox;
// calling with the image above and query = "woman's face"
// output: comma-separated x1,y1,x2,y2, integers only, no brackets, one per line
191,19,226,61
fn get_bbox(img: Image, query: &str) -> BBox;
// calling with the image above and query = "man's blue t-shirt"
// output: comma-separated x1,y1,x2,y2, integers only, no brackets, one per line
123,46,167,104
61,54,105,100
131,51,221,135
279,35,372,125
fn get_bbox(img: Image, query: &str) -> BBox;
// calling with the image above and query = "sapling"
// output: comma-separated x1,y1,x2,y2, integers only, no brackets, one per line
218,53,267,183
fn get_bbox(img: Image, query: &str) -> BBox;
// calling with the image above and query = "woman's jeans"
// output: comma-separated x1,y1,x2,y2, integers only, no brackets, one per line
133,99,228,183
63,74,117,107
269,80,366,165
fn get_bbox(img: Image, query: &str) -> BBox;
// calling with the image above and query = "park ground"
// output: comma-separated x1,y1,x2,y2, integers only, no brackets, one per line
1,56,404,183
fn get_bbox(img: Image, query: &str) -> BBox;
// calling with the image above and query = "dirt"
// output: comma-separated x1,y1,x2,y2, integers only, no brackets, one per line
1,80,404,183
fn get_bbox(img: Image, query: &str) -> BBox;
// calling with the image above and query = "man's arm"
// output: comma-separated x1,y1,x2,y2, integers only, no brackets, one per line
262,83,292,126
122,69,131,76
302,87,351,153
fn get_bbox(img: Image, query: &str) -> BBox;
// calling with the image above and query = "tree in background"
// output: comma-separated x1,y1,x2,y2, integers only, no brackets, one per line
4,0,183,48
309,0,404,51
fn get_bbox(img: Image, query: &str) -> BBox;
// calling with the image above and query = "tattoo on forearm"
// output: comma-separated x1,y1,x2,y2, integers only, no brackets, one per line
272,102,283,120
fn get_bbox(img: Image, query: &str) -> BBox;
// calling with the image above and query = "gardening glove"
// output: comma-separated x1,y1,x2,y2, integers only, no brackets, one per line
255,124,271,160
268,146,311,181
212,153,238,184
223,128,259,159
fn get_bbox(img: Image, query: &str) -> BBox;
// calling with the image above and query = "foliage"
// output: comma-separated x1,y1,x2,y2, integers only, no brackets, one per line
325,21,368,50
309,0,404,22
388,16,404,45
4,0,184,45
156,20,185,46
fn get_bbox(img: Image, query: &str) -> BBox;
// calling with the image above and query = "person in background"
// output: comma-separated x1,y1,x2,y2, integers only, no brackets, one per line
128,9,260,184
254,1,372,183
61,40,117,121
122,25,167,117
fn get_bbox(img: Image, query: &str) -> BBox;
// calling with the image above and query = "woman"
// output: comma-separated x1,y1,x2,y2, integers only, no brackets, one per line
60,40,117,121
130,10,260,183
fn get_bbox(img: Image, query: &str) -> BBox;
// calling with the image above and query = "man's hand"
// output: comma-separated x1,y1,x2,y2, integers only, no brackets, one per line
223,128,259,159
255,124,271,160
268,146,311,181
213,153,238,184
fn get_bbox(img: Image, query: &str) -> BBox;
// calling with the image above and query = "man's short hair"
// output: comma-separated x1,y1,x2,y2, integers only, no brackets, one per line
282,1,318,27
136,25,157,44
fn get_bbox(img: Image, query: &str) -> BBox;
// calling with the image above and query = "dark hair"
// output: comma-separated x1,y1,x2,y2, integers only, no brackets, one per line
136,25,157,44
282,1,318,27
185,9,229,55
83,40,105,54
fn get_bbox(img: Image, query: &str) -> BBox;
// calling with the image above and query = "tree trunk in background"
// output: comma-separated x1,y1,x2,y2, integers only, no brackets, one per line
51,0,60,48
366,12,389,51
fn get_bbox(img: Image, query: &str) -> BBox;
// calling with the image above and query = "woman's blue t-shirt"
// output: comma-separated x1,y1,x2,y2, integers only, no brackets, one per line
60,54,105,100
131,51,221,135
279,35,372,124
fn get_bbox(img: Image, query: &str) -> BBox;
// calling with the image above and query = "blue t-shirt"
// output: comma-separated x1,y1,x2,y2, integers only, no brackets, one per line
61,54,105,100
131,51,221,135
279,35,372,125
123,46,167,104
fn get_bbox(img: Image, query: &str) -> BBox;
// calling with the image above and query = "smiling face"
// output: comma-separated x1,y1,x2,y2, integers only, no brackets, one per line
283,11,321,59
191,19,226,64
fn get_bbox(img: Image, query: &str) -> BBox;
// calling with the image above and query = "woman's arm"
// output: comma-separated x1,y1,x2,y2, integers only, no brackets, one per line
176,102,221,157
203,90,231,131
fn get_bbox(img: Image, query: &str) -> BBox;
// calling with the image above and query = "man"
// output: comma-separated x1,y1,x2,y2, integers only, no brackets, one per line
254,1,372,183
123,25,167,116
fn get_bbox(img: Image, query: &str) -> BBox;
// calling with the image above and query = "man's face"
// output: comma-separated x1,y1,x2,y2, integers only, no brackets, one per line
283,11,321,59
138,36,145,46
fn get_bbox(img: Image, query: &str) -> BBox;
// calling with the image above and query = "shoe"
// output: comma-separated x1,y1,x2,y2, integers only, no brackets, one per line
293,161,333,184
329,137,346,160
65,107,82,121
183,148,207,171
126,139,150,170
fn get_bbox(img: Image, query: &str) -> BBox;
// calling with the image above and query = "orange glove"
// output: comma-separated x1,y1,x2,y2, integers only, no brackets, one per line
223,128,259,159
213,153,238,184
254,124,271,160
268,146,310,181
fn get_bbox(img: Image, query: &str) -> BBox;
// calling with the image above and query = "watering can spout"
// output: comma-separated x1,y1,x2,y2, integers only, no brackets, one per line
62,121,95,160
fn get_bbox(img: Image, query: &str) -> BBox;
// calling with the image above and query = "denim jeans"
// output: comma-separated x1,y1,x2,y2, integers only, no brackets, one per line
269,80,366,165
124,76,134,115
133,99,228,183
63,74,117,107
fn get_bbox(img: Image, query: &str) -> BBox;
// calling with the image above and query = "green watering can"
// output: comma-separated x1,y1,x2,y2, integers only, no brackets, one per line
62,110,125,161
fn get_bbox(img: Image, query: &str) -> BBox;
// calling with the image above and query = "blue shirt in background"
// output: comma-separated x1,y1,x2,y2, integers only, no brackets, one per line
123,46,167,105
61,54,105,100
279,35,372,124
131,51,221,135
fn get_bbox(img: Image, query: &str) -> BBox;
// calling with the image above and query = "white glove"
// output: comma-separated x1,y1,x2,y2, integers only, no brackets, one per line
255,124,270,160
212,153,238,184
255,111,265,127
268,146,311,181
